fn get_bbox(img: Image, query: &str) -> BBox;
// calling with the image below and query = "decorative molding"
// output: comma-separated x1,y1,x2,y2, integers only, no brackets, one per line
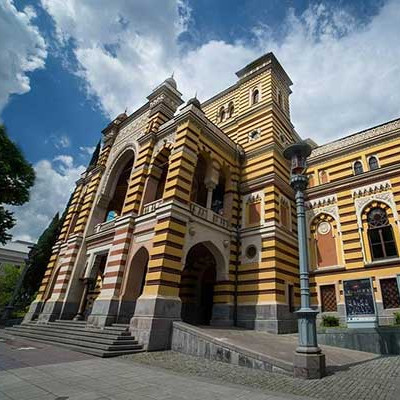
351,180,391,198
306,194,337,209
352,180,398,227
306,195,340,232
310,118,400,159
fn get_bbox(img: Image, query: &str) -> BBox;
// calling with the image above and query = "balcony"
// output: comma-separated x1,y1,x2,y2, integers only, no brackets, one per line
94,219,116,234
190,202,229,229
141,199,163,215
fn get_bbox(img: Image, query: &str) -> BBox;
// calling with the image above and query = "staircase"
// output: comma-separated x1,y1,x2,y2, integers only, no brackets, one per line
3,320,144,357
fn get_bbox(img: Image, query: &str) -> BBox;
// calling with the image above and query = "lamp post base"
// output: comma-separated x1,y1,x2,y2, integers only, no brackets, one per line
293,351,326,379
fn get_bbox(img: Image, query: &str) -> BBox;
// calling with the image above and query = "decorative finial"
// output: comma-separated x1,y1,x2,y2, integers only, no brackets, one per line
124,107,128,114
171,71,174,78
194,91,197,99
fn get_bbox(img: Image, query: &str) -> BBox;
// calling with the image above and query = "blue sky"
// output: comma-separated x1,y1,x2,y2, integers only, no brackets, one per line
1,0,399,241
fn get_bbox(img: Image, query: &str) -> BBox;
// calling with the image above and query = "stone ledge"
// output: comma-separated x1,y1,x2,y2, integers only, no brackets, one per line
171,321,292,374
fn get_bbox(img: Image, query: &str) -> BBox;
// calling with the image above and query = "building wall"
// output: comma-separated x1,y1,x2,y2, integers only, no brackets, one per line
27,52,400,337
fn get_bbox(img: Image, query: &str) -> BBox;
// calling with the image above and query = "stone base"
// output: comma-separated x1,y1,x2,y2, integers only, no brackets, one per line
130,296,181,351
22,301,43,323
237,304,298,334
37,301,64,323
87,299,119,327
116,300,137,324
210,304,234,327
293,351,326,379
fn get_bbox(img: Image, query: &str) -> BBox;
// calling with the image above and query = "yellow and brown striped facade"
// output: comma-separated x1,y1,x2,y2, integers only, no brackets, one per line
24,52,400,348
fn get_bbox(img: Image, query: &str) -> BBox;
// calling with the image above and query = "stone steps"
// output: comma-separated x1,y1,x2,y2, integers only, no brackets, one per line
4,320,143,357
7,325,138,345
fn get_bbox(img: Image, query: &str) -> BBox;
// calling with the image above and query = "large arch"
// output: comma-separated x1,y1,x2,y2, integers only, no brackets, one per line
90,147,136,228
121,247,149,301
141,144,172,209
179,242,219,325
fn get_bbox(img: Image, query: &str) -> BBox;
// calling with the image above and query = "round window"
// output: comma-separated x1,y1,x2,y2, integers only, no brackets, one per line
246,245,257,259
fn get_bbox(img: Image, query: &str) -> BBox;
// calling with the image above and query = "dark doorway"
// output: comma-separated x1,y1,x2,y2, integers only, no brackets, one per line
85,253,107,318
179,243,217,325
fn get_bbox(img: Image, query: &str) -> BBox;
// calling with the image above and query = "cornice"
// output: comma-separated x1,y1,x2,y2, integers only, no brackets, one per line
309,118,400,164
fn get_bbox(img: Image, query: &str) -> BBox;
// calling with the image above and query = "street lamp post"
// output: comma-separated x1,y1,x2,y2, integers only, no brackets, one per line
283,142,326,379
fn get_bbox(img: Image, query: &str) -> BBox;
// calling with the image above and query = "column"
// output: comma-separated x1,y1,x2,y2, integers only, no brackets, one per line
87,214,134,327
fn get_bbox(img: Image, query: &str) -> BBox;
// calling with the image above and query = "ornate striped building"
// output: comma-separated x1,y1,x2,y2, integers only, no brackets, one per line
24,53,400,349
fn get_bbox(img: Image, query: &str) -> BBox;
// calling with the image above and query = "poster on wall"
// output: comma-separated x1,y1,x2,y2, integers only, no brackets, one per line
343,278,376,319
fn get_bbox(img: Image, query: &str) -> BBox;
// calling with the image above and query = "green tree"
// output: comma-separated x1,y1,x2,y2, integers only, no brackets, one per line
87,140,101,169
0,264,22,309
0,125,35,244
15,213,63,310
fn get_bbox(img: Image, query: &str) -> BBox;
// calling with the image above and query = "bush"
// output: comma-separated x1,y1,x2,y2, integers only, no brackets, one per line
394,311,400,326
321,315,340,327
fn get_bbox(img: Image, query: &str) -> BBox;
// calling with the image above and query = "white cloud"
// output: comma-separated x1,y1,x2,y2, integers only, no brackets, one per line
47,134,71,149
79,145,95,156
0,1,47,114
42,0,400,144
9,157,86,242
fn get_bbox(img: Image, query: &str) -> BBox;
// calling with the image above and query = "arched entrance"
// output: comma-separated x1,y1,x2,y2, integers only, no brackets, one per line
123,247,149,300
179,243,217,325
117,247,149,323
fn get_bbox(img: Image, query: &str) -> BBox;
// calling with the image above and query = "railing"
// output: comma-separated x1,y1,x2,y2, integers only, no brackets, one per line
212,213,229,229
142,199,163,215
190,202,229,229
190,202,208,219
94,219,116,233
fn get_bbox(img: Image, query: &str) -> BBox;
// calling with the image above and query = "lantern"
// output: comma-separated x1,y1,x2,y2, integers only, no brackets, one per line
283,142,312,175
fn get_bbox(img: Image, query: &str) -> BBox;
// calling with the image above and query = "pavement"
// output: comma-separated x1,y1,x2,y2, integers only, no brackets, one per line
1,333,399,400
0,335,308,400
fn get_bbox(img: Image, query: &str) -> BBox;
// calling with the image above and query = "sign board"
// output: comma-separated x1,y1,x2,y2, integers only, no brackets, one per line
344,278,376,324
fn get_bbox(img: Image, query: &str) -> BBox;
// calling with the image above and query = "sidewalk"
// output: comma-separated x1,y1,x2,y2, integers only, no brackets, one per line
0,336,308,400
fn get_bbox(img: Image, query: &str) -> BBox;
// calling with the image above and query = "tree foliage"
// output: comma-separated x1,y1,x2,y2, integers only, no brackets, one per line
0,264,21,309
0,125,35,244
16,213,63,310
87,140,101,170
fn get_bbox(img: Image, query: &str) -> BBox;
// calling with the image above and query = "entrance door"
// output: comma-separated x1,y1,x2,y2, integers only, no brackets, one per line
179,243,217,325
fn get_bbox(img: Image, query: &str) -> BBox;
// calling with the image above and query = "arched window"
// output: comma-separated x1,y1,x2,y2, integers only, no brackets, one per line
191,154,208,207
367,207,397,260
319,170,328,184
368,156,379,171
252,89,259,105
277,89,282,107
105,156,134,221
219,107,225,122
280,197,290,230
228,102,234,118
354,160,363,175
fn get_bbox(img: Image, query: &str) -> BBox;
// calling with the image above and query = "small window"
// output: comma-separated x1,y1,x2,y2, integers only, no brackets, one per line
280,197,290,230
380,278,400,309
308,174,315,187
368,156,379,171
277,89,282,107
354,161,363,175
252,89,259,105
228,102,234,118
319,170,328,184
247,202,261,225
218,107,225,122
246,245,257,259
